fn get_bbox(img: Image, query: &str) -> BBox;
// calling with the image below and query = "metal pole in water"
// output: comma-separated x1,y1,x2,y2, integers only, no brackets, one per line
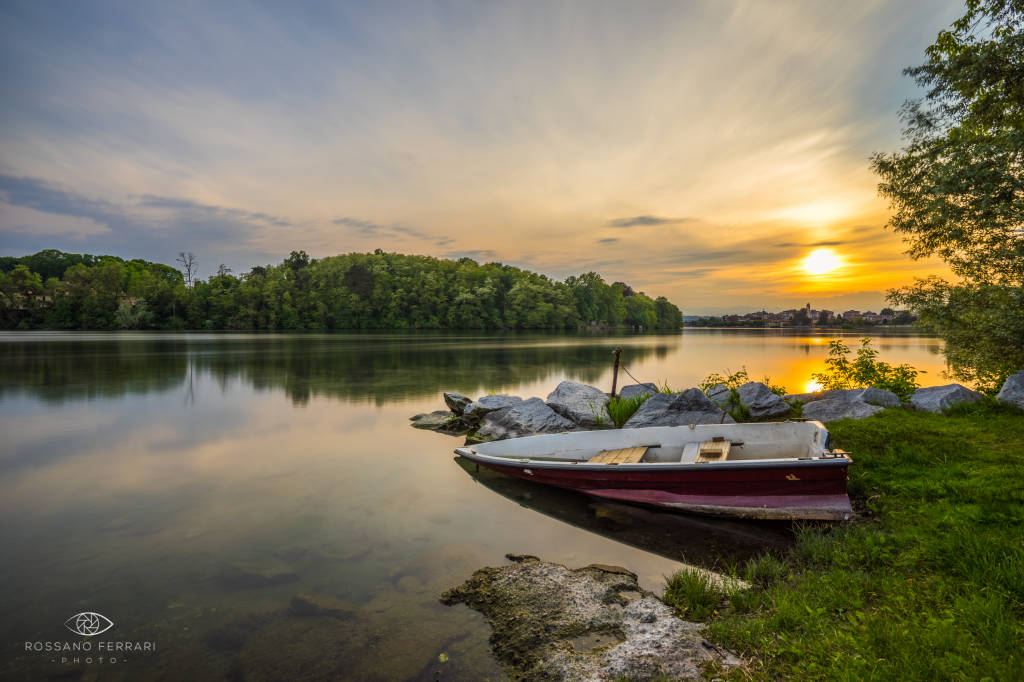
610,347,622,397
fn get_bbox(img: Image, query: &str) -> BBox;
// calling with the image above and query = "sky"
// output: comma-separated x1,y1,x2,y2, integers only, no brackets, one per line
0,0,965,314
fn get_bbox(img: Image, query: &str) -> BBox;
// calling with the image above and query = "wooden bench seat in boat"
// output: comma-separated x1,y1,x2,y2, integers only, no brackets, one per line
696,439,731,463
589,446,649,464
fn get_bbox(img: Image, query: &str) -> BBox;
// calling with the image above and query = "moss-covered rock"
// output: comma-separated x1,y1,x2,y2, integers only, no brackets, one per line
440,554,739,681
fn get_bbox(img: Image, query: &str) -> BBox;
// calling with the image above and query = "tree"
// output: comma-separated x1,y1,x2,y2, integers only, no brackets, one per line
871,0,1024,391
176,252,198,287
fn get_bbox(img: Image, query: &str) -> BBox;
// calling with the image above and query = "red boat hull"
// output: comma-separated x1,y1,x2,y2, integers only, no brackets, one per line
474,459,853,521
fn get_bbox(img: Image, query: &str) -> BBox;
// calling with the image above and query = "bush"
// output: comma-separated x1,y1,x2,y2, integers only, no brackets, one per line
811,338,920,399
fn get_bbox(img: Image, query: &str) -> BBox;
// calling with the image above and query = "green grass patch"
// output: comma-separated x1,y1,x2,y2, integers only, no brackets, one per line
671,404,1024,681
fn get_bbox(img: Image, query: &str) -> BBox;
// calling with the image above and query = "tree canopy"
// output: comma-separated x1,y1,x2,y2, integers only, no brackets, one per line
0,249,683,332
872,0,1024,390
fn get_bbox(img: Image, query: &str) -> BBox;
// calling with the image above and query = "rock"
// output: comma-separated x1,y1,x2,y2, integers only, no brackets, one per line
618,383,659,400
463,394,523,423
217,561,299,590
546,380,610,426
801,398,884,423
476,398,575,440
822,387,900,407
623,389,734,428
997,370,1024,410
410,410,464,433
443,391,472,414
290,590,357,618
783,392,824,404
705,384,732,409
440,555,739,681
910,384,985,413
736,382,792,420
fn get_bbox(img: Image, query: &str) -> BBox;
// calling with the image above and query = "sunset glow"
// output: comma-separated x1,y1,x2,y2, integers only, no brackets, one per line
0,1,961,314
801,248,844,276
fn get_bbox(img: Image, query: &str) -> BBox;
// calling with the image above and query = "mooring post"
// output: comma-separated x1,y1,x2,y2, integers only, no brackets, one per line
610,347,622,397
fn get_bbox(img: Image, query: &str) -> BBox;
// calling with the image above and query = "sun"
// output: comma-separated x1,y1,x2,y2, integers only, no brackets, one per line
801,247,843,276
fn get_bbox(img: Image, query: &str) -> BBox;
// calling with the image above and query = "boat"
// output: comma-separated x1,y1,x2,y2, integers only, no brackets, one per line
454,421,853,521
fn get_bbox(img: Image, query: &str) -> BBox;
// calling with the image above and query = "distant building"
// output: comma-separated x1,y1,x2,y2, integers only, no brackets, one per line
842,310,861,321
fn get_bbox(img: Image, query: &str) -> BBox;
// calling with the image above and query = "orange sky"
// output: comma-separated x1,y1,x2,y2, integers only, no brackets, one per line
0,1,961,313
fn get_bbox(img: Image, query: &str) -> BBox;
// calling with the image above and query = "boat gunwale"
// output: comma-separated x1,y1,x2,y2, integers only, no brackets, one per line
453,447,852,472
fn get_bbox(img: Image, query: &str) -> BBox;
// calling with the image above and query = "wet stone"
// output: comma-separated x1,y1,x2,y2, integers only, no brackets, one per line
440,554,739,681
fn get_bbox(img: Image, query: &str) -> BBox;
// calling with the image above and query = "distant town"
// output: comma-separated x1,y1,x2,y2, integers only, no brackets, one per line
684,303,917,327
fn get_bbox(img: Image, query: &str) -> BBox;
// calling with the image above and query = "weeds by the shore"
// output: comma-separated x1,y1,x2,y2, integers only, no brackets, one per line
662,403,1024,680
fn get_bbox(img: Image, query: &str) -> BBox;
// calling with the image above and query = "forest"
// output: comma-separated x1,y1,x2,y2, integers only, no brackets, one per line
0,249,683,331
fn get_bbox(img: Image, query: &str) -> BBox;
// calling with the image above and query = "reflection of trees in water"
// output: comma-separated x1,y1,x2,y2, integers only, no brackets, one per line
0,339,188,402
0,335,671,405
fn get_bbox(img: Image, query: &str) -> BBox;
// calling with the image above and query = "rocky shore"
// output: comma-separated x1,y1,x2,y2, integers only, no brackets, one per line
412,372,1024,441
441,554,740,681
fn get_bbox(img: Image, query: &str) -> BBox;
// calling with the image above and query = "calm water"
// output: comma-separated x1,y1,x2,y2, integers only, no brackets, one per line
0,330,945,681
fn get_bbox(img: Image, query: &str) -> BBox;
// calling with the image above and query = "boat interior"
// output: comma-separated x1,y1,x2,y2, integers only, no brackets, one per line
468,422,839,465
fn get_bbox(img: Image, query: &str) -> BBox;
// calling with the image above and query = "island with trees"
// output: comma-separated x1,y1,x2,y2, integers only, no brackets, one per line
0,249,683,332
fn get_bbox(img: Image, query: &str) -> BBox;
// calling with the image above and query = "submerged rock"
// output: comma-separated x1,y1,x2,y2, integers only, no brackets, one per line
217,561,299,590
996,370,1024,410
735,382,791,420
801,398,884,423
623,389,734,428
476,398,575,441
464,394,524,423
546,380,610,427
410,410,465,433
440,555,739,681
910,384,985,413
290,590,357,619
618,383,659,400
443,391,473,414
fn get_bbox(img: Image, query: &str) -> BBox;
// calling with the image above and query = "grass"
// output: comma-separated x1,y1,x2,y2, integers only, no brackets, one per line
661,402,1024,681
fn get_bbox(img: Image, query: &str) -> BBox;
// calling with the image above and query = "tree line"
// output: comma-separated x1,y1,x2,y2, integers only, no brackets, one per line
0,249,683,332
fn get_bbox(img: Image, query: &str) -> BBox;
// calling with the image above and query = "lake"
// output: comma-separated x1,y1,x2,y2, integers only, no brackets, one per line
0,329,946,680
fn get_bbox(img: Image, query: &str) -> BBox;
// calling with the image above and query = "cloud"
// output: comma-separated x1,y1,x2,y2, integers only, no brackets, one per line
774,239,849,248
597,238,619,244
334,216,452,247
0,174,282,277
608,216,693,228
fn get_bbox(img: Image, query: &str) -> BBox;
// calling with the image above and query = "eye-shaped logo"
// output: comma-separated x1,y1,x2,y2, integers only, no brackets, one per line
64,612,114,637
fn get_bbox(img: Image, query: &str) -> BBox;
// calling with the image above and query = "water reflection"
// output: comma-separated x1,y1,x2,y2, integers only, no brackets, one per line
453,458,794,569
0,332,668,406
0,330,946,681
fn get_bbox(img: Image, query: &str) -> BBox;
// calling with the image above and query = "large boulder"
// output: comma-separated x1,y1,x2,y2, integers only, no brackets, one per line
464,394,523,423
802,398,884,423
623,389,734,428
996,370,1024,410
443,391,472,414
705,384,732,409
822,387,900,407
475,398,575,441
910,384,985,413
546,380,610,427
617,382,659,400
441,555,739,681
736,382,792,420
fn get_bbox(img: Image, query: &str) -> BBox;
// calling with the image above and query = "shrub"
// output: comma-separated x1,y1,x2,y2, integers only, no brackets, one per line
811,337,920,399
